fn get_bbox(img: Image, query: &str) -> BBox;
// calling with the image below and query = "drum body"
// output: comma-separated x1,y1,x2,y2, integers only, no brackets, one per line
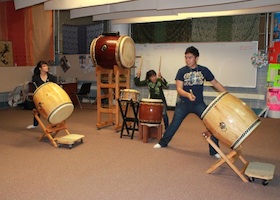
201,92,260,149
120,89,140,102
139,98,163,124
33,82,74,124
90,35,135,69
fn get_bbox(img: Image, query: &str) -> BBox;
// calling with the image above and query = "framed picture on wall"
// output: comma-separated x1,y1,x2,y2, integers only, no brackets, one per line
0,41,14,67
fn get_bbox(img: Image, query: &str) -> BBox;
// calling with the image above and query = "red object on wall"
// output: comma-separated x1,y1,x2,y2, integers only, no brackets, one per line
269,41,280,63
0,1,53,66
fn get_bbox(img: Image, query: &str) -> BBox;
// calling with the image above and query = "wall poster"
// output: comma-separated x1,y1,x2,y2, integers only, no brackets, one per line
0,41,14,67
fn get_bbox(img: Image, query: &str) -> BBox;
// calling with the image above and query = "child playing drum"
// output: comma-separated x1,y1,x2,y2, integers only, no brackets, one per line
134,69,169,129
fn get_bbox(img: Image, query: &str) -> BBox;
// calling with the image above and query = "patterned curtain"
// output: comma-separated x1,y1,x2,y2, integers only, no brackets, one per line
86,23,104,53
0,1,53,66
132,20,192,43
62,23,104,54
62,25,79,54
191,18,218,42
231,15,260,41
131,23,155,43
131,14,260,43
166,20,192,42
192,14,260,42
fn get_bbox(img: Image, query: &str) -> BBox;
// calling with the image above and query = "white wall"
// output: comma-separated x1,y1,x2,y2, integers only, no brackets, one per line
0,54,96,93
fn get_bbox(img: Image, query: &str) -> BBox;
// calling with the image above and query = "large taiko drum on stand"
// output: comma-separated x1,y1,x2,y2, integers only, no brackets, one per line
90,33,136,69
139,98,163,124
201,92,261,149
33,82,74,124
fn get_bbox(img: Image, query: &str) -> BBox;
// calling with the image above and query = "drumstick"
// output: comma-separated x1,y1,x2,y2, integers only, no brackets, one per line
139,57,143,71
158,56,162,72
189,89,194,96
33,82,38,89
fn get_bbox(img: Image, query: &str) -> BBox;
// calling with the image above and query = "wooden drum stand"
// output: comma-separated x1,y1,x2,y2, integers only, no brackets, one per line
202,131,249,182
96,65,131,132
203,131,276,184
34,109,84,149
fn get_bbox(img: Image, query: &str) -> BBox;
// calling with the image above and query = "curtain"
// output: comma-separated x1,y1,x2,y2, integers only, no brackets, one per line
62,23,104,54
131,14,260,43
191,17,218,42
132,20,192,43
0,1,53,66
191,14,260,42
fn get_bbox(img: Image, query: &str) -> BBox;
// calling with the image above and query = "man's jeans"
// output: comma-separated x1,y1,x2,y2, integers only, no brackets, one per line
158,100,219,155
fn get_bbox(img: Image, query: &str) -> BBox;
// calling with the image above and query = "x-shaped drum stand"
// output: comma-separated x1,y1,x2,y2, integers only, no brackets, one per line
34,109,84,149
202,131,249,182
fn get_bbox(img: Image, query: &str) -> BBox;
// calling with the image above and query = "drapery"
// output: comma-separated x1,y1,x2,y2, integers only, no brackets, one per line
62,23,104,54
132,14,260,43
0,1,53,66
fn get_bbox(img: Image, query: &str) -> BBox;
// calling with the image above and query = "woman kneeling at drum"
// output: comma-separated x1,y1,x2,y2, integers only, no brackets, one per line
134,69,169,129
26,61,57,129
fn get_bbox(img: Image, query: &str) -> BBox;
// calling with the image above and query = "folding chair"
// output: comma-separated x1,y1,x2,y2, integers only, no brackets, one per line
75,82,92,109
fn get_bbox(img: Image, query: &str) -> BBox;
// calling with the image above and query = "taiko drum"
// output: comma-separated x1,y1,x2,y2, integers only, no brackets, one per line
90,34,135,69
120,89,140,102
33,82,74,124
139,98,163,124
201,92,260,149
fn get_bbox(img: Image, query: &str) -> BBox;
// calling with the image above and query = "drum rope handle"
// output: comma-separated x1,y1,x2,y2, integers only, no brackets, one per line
101,44,108,52
38,102,43,108
219,122,227,131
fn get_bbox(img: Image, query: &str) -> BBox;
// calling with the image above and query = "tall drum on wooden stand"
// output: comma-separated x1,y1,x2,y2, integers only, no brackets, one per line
201,92,261,149
90,33,136,131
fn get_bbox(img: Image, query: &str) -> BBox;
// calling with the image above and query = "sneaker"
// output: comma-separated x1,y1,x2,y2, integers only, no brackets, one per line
26,125,38,129
153,143,162,149
213,153,221,159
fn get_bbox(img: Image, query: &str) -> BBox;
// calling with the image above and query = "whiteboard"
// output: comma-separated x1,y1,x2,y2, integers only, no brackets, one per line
163,89,178,107
134,42,258,88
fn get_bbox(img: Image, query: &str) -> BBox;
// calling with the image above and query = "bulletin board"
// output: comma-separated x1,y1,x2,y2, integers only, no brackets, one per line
134,41,258,88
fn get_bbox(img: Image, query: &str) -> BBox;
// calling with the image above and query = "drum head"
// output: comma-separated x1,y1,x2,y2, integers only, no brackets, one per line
48,103,74,124
118,36,135,68
90,36,101,67
201,92,227,119
121,89,139,93
141,98,163,103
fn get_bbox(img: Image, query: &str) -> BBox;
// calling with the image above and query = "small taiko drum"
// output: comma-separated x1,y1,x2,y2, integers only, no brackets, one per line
33,82,74,124
139,98,163,124
201,92,260,149
90,33,135,69
120,89,140,102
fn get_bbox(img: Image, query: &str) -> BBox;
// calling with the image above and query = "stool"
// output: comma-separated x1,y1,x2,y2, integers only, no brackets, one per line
138,123,162,143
